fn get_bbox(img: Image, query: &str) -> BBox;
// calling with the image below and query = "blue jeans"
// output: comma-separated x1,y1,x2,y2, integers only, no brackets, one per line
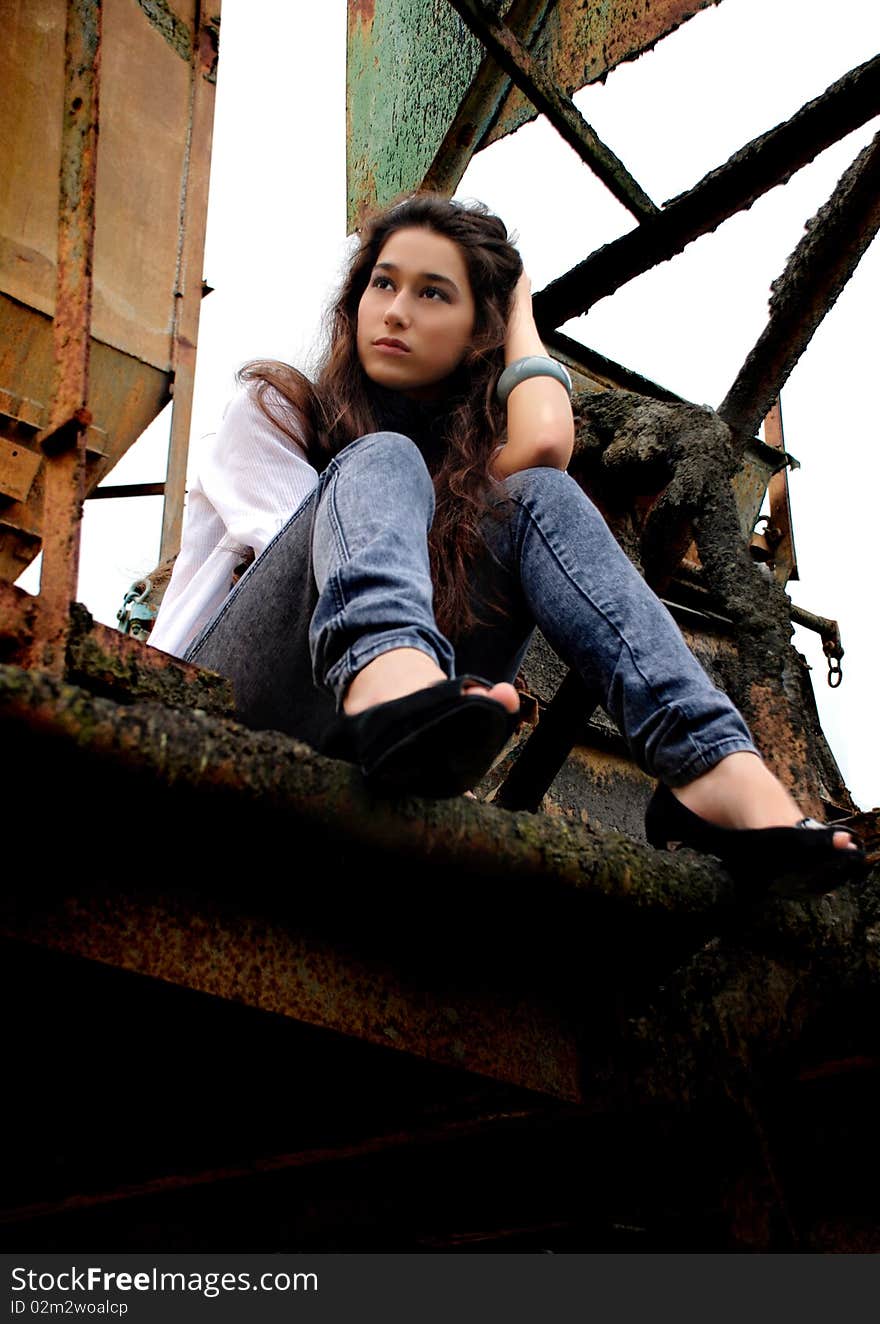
188,431,757,784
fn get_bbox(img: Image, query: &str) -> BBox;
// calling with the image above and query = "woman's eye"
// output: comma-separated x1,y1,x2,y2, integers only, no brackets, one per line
371,275,393,290
422,286,449,302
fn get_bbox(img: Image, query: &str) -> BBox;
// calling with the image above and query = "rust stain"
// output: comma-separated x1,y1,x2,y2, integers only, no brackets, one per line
748,681,823,819
349,0,376,27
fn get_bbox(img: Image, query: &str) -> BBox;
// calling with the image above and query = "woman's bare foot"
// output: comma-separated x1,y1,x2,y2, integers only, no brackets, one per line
343,647,520,718
673,751,856,850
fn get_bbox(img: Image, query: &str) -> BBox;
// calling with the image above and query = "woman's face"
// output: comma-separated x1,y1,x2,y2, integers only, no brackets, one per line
356,226,476,399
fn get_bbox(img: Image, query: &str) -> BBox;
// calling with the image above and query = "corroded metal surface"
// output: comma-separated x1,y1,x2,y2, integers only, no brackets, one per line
0,0,219,579
2,659,876,1116
51,0,101,433
0,660,733,918
484,0,724,147
0,300,170,582
447,0,657,219
532,55,880,329
422,0,551,197
31,0,102,676
0,0,196,369
162,4,220,560
134,0,195,61
2,887,584,1102
347,0,718,224
347,0,487,227
0,579,233,713
718,132,880,440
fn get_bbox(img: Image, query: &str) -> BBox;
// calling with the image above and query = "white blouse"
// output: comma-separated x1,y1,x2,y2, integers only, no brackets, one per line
148,383,318,658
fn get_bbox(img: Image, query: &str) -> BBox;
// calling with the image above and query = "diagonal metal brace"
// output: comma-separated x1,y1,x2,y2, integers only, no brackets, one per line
446,0,658,220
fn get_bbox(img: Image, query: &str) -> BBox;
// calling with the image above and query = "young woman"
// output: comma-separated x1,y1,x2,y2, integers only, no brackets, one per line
149,193,863,886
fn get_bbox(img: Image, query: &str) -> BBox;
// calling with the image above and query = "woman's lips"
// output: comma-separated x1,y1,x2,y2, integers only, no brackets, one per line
373,338,410,354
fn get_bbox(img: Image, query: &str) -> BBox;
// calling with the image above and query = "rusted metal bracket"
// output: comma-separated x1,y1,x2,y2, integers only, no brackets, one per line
445,0,658,220
790,604,845,689
532,55,880,328
37,405,94,457
718,131,880,439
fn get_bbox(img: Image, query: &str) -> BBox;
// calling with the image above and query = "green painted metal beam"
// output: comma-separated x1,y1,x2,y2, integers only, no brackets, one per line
347,0,490,228
347,0,723,227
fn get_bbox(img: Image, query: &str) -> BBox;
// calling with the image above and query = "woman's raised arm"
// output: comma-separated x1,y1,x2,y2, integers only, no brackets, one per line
490,270,575,479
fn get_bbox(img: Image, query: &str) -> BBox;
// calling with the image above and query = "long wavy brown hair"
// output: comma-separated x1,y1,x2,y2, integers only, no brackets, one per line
241,192,523,639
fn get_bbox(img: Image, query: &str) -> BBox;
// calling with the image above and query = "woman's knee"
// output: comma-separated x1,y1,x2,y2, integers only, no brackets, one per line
498,465,574,498
332,431,433,500
497,466,598,521
336,429,425,468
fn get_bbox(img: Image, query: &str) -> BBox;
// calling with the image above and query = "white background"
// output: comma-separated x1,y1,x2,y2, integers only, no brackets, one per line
27,0,878,807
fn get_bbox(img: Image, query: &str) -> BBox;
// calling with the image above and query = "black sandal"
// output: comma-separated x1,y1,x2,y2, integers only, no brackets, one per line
645,782,867,894
320,674,517,798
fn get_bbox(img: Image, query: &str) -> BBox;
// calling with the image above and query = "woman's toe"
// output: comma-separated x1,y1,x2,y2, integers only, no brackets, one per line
462,679,520,715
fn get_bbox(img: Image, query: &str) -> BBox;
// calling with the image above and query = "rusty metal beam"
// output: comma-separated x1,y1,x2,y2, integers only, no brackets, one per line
31,0,102,675
161,3,220,562
85,481,165,500
483,0,725,150
445,0,658,220
718,132,880,440
423,0,552,196
0,580,233,715
532,55,880,329
2,884,585,1101
0,660,733,918
348,0,720,224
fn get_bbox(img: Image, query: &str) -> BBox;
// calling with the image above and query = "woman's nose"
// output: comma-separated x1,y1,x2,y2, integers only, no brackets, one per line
384,293,411,327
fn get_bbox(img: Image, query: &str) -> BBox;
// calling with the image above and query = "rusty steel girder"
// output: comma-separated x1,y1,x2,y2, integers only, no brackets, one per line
346,0,722,226
445,0,658,219
531,55,880,329
31,0,102,676
718,132,880,440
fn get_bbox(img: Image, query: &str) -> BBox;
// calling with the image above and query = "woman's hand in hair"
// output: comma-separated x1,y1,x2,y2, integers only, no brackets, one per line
491,269,574,479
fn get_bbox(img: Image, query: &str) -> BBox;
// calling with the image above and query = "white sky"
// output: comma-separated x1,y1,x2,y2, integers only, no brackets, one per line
28,0,878,807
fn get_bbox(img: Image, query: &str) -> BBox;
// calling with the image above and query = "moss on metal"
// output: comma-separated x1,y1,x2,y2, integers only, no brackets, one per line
0,658,734,920
65,601,234,716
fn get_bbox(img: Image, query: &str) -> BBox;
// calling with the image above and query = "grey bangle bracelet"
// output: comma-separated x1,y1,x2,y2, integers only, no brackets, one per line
497,355,573,405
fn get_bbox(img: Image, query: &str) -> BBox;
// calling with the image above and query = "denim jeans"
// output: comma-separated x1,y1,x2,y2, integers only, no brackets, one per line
187,430,757,784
